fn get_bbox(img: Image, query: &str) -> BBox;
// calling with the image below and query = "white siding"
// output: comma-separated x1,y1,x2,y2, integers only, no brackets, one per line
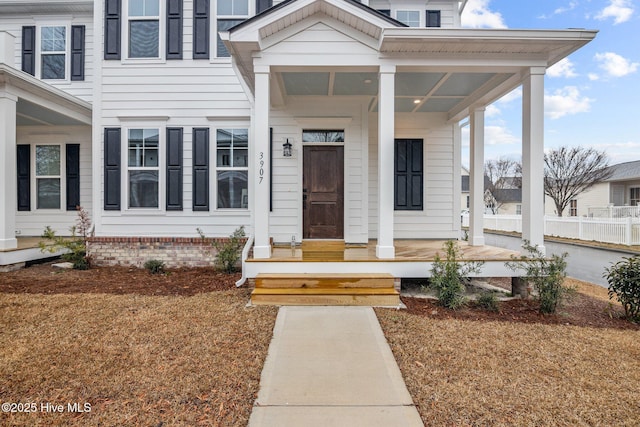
369,0,461,28
15,125,92,236
369,113,459,239
0,12,95,102
544,182,610,216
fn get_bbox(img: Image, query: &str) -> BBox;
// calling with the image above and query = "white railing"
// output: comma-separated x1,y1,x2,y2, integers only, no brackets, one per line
461,214,640,246
588,206,640,218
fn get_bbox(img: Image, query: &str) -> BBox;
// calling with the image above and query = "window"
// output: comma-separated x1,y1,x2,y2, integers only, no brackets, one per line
128,129,159,208
426,10,441,27
631,188,640,206
216,129,248,208
397,10,420,27
35,145,61,209
569,199,578,216
216,0,249,57
128,0,160,58
302,130,345,143
40,26,66,79
516,204,522,215
394,139,423,210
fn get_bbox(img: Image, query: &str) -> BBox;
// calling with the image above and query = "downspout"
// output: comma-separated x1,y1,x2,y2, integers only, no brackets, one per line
235,233,254,287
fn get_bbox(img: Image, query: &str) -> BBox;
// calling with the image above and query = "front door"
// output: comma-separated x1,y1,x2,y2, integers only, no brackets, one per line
303,146,344,239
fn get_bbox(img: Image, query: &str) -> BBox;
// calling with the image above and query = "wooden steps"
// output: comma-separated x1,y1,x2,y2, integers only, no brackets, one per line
251,273,399,306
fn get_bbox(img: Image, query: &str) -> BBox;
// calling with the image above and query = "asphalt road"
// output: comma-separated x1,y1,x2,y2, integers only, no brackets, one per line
484,232,637,288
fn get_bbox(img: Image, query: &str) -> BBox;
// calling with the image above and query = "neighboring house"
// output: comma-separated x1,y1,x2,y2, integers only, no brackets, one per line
0,0,596,277
461,165,469,212
544,160,640,217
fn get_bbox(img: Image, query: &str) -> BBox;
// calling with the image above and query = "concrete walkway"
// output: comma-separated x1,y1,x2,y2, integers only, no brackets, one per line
248,306,424,426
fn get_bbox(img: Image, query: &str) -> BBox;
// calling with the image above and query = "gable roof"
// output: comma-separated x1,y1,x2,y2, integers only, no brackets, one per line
604,160,640,182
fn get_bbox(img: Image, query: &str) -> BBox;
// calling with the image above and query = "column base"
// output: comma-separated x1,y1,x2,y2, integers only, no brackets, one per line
469,235,485,246
0,238,18,250
376,245,395,259
253,245,272,259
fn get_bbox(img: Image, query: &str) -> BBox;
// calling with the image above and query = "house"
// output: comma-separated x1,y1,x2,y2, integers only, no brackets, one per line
0,0,596,302
544,160,640,217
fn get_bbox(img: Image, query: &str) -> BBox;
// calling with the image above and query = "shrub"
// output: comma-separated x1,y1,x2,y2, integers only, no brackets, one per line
506,241,570,314
428,240,484,310
476,291,500,312
39,206,92,270
144,259,165,274
604,256,640,322
213,226,246,273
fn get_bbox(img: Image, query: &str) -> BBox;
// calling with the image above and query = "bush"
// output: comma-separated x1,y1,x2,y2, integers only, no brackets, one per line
428,240,483,310
213,226,246,273
144,259,165,274
506,241,570,314
476,291,500,312
604,256,640,322
39,206,92,270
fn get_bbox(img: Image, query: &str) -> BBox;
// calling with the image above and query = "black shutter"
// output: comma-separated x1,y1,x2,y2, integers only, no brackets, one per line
394,139,423,211
17,145,30,211
104,128,121,210
193,0,209,59
105,0,121,60
21,26,36,75
378,9,391,17
66,144,81,210
166,0,183,59
70,25,85,81
166,127,183,210
192,128,209,211
426,10,441,27
256,0,272,14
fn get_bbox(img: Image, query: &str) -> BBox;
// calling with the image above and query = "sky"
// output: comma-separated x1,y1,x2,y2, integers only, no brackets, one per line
458,0,640,167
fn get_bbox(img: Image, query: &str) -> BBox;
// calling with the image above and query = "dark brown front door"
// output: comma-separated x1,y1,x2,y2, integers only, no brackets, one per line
303,146,344,239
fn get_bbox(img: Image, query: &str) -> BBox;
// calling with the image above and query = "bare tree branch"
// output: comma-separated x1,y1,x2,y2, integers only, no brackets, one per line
484,157,522,213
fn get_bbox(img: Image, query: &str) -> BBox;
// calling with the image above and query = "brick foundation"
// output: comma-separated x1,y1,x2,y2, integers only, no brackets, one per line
87,237,245,268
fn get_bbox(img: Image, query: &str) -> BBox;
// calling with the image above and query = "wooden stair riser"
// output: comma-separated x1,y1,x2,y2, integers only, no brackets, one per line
251,294,400,306
255,273,395,289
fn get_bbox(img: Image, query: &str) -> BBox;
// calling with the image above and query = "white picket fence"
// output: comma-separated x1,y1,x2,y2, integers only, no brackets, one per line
462,214,640,246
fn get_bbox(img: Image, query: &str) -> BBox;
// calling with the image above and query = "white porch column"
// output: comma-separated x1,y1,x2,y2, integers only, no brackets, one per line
0,92,18,250
253,66,271,258
521,67,546,254
376,65,395,259
469,107,485,246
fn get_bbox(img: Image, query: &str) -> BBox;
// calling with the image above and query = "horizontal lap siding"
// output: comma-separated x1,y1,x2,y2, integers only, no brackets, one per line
369,113,458,239
15,126,93,236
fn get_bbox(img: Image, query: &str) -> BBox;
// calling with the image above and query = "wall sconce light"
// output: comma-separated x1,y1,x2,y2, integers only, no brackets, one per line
283,138,292,157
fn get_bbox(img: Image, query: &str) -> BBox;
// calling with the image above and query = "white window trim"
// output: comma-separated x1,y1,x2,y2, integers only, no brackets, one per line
213,126,250,211
32,143,66,212
34,21,71,81
212,0,253,60
121,125,165,212
122,0,166,63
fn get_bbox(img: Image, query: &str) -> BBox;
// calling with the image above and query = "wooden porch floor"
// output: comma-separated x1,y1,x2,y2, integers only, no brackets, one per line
251,239,521,263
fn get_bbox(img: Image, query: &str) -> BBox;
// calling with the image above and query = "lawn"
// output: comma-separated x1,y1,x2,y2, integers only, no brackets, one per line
0,269,278,426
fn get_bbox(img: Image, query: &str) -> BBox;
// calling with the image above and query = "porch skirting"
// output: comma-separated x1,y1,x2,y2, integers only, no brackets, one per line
87,237,245,268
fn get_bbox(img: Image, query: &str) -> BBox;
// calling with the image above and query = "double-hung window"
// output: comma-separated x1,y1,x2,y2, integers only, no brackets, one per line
40,26,67,79
216,129,248,209
35,145,62,209
216,0,249,57
128,129,160,208
569,199,578,216
396,10,420,27
630,188,640,206
128,0,160,58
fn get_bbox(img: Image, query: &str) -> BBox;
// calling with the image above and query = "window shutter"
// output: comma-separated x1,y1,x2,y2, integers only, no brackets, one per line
166,127,183,210
21,26,36,75
104,0,121,59
193,0,209,59
394,139,423,210
256,0,272,14
104,128,121,210
166,0,183,59
17,145,30,211
192,128,209,211
66,144,81,210
70,25,85,81
426,10,441,27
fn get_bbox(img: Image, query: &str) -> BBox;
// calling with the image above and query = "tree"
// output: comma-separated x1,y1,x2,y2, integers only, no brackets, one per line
484,157,521,213
544,146,612,217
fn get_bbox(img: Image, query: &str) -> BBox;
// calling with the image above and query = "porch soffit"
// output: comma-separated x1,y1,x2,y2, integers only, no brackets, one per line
0,65,91,126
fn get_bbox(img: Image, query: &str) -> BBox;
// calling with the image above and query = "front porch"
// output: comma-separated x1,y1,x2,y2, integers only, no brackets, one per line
0,237,66,271
247,239,524,306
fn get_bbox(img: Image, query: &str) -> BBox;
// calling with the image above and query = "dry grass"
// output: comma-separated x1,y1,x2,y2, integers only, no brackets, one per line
0,289,277,426
377,303,640,426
